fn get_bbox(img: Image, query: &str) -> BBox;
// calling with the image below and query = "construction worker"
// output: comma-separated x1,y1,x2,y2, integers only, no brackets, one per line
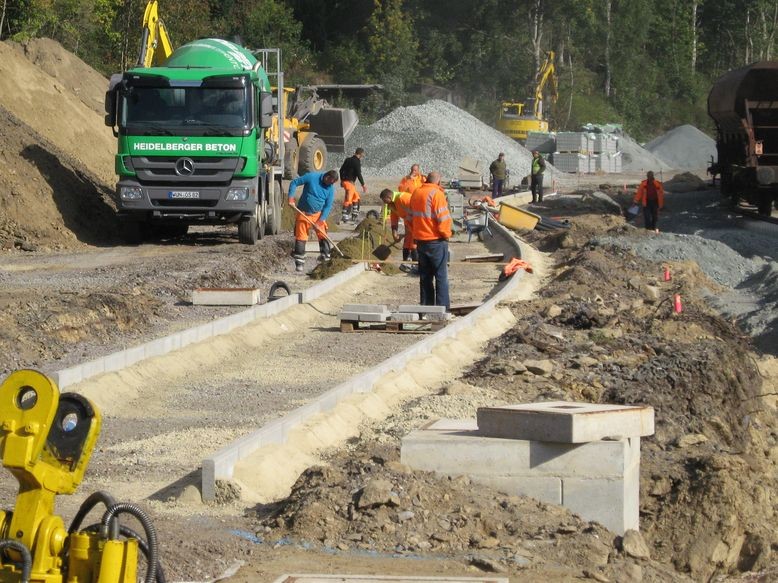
379,188,417,272
339,147,367,223
633,170,665,232
398,164,425,195
288,169,339,272
489,153,507,198
530,150,546,203
410,172,452,309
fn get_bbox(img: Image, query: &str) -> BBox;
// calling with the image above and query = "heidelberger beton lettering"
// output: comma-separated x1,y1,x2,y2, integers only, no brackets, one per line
133,143,238,153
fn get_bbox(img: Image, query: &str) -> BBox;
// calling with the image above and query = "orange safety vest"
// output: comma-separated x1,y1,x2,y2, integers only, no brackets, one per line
399,174,425,194
389,191,413,229
633,179,665,208
409,183,452,241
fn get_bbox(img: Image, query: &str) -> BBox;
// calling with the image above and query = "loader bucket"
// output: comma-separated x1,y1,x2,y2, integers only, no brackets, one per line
307,107,359,153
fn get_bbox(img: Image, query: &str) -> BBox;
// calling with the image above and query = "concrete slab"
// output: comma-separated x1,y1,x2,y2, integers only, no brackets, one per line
398,305,446,314
401,423,638,478
468,475,562,505
192,288,260,306
342,304,389,313
563,476,638,533
340,311,390,322
423,312,452,321
389,312,420,322
477,401,654,443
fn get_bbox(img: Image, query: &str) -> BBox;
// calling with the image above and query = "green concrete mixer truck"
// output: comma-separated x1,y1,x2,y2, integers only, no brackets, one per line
104,38,357,243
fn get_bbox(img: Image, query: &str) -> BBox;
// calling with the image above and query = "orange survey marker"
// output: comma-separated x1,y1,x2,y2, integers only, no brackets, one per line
673,294,683,314
663,265,672,282
500,258,534,281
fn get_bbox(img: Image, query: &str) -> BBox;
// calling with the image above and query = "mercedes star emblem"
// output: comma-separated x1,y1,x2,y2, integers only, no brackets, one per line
175,157,196,176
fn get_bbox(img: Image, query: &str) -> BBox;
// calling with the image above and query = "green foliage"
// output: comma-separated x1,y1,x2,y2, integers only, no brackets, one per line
0,0,771,137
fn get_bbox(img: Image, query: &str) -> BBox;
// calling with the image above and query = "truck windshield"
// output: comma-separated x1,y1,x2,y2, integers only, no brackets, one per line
121,86,249,136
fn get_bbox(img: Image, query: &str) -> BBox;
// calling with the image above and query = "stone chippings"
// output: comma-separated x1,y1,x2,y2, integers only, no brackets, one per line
335,100,545,181
645,124,717,170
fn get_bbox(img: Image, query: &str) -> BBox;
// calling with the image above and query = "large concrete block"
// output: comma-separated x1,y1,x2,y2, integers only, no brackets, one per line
398,305,446,314
477,401,654,443
401,422,638,478
563,475,639,534
340,311,390,322
389,312,420,322
469,475,562,505
191,288,260,306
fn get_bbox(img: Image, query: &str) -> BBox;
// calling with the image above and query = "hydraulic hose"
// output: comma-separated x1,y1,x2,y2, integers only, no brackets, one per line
0,539,32,583
102,503,160,583
69,490,119,538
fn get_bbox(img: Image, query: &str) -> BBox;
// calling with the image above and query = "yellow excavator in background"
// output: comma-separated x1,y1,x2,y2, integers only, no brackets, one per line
136,0,173,67
134,1,358,179
496,51,558,143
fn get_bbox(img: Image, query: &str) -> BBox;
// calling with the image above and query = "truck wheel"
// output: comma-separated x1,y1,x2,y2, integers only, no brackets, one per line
284,140,299,180
757,194,773,216
239,202,265,244
266,179,282,235
298,136,327,174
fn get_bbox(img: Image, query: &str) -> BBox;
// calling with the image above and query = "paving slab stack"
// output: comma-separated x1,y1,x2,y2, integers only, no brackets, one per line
400,401,655,535
548,131,622,174
339,304,452,323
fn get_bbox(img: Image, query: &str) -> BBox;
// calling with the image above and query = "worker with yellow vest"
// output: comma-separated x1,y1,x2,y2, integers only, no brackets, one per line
409,172,452,309
379,189,417,272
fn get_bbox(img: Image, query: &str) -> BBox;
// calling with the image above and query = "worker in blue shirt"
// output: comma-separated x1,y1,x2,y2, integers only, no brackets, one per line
288,170,339,272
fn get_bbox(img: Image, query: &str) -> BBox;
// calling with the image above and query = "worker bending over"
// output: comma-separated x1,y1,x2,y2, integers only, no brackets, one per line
339,147,367,223
288,170,339,272
410,172,452,309
380,189,417,272
398,164,425,194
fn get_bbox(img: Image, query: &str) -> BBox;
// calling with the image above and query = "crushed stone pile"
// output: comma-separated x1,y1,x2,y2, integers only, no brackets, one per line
645,124,717,170
618,133,673,173
337,100,551,181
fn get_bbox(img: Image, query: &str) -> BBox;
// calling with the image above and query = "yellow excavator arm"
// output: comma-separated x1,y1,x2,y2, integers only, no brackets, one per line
137,1,174,68
533,51,557,117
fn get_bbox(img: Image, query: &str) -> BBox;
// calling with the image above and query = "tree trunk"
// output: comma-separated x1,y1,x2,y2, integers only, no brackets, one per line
529,0,544,76
565,52,574,130
691,0,698,73
604,0,612,98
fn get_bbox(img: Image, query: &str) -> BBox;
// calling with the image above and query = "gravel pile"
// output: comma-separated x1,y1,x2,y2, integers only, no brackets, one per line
593,232,762,288
337,100,545,181
618,133,673,173
645,124,717,170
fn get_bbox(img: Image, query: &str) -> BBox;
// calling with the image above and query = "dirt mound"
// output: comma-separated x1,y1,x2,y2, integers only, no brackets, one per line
253,445,684,580
645,125,717,170
0,40,115,185
460,218,777,580
664,171,709,193
9,38,108,114
0,106,119,250
619,134,673,174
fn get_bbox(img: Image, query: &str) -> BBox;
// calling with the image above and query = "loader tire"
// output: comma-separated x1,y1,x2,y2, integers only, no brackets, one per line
283,140,299,180
298,136,327,175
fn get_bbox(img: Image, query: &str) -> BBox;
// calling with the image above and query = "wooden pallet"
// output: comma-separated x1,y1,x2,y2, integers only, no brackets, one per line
340,320,448,334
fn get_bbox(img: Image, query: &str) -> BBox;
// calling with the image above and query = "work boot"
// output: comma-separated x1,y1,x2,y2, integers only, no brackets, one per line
292,240,306,272
351,202,360,222
318,239,331,262
341,206,350,223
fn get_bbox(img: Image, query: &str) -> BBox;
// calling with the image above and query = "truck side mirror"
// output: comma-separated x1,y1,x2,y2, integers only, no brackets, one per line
259,91,273,128
104,73,124,129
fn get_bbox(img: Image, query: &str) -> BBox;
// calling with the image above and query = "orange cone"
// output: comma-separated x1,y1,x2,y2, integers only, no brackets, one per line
673,294,683,314
664,266,671,282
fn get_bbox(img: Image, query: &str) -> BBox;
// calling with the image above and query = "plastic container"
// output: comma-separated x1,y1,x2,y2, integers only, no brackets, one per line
498,202,540,230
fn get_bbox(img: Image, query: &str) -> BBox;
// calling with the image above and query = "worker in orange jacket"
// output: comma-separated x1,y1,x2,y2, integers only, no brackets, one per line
633,171,665,232
398,164,426,195
380,189,417,272
409,172,452,309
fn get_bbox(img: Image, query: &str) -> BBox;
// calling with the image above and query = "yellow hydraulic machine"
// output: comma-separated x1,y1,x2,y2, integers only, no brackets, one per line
0,370,163,583
137,1,173,67
496,51,558,142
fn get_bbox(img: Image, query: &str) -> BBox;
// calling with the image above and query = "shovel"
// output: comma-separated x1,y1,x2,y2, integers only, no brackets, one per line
292,206,347,258
372,238,401,260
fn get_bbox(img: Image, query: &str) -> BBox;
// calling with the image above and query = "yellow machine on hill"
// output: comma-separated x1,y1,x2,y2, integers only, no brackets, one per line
496,51,558,142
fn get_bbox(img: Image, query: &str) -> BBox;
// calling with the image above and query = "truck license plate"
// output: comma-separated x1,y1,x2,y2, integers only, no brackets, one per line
168,191,200,199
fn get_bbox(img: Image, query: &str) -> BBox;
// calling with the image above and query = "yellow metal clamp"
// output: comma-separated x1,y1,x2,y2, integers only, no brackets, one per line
0,371,158,583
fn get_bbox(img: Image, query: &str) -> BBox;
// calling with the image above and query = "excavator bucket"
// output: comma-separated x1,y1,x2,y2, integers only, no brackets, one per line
307,108,359,153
